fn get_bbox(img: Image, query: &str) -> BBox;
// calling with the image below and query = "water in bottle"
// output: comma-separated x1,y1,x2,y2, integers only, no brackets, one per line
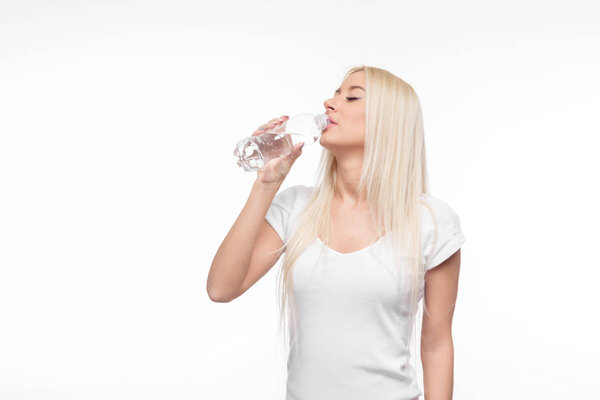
234,113,328,172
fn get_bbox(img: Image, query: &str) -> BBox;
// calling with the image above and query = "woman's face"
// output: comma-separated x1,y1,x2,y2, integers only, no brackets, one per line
321,70,366,150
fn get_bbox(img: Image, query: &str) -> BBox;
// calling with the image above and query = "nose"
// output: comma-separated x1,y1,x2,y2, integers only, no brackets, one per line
324,97,336,112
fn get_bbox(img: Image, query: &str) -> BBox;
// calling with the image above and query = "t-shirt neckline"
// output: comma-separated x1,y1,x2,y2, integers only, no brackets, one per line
315,235,387,257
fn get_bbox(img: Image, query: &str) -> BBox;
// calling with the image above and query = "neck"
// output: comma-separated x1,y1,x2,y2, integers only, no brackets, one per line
333,151,367,208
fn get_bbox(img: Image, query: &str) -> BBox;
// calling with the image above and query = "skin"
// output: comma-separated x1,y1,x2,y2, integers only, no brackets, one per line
323,70,460,399
322,70,369,209
254,116,304,187
421,249,460,400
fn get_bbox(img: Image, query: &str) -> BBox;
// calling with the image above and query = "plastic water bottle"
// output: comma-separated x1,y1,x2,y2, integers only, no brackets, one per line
233,113,328,172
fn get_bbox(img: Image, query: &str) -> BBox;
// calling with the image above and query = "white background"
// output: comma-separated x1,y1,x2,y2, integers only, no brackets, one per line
1,1,599,399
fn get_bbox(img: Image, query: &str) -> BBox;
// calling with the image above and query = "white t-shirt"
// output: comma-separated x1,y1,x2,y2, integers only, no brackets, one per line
265,184,466,400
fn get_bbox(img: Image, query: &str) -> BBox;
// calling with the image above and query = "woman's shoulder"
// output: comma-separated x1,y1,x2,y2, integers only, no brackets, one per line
277,184,314,198
420,193,463,233
272,184,314,210
421,192,453,210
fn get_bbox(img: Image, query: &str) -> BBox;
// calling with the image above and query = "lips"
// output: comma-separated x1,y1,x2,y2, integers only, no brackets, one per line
327,116,337,125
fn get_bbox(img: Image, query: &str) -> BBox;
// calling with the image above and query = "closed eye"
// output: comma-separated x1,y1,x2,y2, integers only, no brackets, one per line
346,97,359,101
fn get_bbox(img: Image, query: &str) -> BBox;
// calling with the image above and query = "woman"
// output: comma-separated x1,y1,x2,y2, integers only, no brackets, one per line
208,65,466,400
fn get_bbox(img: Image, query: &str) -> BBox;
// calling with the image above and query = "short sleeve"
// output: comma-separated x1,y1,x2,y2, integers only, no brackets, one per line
423,197,466,271
264,185,298,243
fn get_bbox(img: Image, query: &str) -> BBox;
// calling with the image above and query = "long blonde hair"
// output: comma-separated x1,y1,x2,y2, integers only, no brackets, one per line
271,65,436,369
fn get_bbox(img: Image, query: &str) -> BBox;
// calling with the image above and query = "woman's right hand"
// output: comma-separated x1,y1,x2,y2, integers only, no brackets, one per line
253,115,304,187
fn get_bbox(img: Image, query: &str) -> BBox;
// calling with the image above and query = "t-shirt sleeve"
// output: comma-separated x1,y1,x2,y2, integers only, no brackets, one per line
264,185,298,243
424,197,466,271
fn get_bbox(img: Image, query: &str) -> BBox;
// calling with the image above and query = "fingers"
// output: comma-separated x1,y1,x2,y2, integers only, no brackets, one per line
264,115,288,129
276,141,303,161
288,142,304,161
253,115,289,135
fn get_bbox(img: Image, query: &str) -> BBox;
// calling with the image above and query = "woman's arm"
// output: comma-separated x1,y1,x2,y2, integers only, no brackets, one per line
207,180,281,302
421,249,461,400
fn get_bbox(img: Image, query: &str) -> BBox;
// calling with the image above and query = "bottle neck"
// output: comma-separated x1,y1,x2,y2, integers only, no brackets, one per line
314,114,329,131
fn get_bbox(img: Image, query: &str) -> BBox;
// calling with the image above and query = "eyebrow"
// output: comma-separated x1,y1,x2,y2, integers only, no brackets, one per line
334,85,366,95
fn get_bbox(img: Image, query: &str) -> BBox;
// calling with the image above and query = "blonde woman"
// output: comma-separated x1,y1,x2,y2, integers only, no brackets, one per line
208,65,466,400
